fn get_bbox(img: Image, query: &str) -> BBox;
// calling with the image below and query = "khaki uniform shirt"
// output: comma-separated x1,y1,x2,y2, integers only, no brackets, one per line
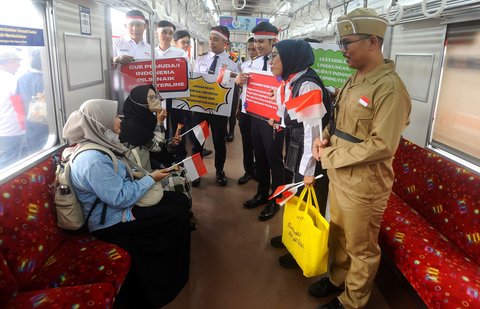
321,60,411,198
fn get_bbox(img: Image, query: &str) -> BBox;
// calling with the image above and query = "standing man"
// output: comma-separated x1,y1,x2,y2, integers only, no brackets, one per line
112,10,155,65
173,30,213,159
155,20,189,162
238,22,284,221
0,49,23,167
235,37,257,185
192,26,240,187
310,8,411,309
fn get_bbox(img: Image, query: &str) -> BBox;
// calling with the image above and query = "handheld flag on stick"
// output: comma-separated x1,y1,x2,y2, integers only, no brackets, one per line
182,153,207,181
181,120,210,145
268,174,325,206
216,64,238,85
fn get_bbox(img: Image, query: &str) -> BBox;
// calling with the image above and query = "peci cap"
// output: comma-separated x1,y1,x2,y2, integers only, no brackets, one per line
336,8,388,38
210,26,230,41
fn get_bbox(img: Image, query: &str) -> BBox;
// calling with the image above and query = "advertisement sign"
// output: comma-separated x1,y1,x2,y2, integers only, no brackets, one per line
0,25,44,46
120,57,189,98
243,69,282,122
309,43,354,89
173,73,235,117
220,16,269,32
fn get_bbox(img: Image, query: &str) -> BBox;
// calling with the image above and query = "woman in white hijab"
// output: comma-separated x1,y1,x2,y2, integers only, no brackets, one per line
63,99,191,308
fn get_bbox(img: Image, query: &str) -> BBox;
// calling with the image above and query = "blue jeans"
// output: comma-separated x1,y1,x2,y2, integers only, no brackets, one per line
0,135,23,168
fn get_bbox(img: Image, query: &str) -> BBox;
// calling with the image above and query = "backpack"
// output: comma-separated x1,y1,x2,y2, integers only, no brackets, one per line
53,143,117,230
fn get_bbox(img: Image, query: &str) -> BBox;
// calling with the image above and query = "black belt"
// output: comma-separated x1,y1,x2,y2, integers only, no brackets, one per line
333,128,363,143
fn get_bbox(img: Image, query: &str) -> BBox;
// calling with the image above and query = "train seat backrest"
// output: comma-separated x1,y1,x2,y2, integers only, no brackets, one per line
392,138,480,265
0,159,65,289
0,251,18,304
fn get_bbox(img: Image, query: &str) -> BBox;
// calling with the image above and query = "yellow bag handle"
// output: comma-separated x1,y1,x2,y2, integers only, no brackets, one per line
295,186,320,214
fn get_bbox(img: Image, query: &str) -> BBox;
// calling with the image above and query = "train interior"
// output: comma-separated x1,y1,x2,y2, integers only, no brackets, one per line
1,0,480,308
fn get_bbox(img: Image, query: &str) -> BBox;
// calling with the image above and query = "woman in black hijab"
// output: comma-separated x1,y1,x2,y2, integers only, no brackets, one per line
269,39,332,268
120,84,180,169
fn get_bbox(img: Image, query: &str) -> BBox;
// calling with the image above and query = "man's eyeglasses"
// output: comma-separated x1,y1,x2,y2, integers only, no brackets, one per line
337,36,371,50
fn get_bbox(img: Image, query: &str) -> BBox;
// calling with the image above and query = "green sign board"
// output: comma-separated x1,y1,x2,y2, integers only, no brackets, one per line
309,43,354,89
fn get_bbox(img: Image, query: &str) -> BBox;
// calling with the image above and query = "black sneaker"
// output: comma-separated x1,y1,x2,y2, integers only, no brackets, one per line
278,253,299,269
309,278,344,298
216,171,227,186
270,235,285,248
201,149,213,157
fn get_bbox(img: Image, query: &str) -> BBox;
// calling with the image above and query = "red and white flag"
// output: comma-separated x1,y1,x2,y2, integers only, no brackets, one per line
275,186,299,206
216,65,232,85
182,153,207,181
294,89,327,126
192,120,210,145
358,96,369,107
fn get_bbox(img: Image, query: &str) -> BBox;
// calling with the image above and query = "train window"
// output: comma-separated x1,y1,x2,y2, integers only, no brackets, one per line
0,1,56,175
431,21,480,169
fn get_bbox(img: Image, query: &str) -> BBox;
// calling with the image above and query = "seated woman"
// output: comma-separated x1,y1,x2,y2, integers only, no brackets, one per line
63,99,191,308
119,84,192,206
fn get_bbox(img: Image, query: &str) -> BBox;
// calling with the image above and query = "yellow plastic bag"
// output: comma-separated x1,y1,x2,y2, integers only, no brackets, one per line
282,186,329,277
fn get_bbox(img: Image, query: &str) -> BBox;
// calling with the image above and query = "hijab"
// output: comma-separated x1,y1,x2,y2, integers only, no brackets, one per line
119,84,157,147
63,99,128,156
275,39,315,81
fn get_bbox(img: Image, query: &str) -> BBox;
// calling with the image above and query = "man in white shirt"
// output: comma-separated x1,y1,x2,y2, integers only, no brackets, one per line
0,49,23,167
191,26,240,187
156,20,186,58
112,10,155,65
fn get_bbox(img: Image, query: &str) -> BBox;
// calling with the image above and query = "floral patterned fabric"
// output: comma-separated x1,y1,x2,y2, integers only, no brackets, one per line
0,157,131,307
380,138,480,308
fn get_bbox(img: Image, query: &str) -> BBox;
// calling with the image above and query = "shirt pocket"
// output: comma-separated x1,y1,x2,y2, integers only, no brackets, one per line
352,106,374,140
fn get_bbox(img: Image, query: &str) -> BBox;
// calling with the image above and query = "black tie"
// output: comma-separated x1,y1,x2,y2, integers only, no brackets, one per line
262,55,269,71
208,55,219,74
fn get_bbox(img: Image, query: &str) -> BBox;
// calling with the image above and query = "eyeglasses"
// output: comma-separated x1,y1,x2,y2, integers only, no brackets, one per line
147,94,161,101
337,36,371,50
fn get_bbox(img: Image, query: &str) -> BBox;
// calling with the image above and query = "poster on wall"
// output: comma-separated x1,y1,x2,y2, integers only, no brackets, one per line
120,57,189,98
173,73,235,117
0,24,44,46
309,43,354,90
220,16,270,32
242,69,282,122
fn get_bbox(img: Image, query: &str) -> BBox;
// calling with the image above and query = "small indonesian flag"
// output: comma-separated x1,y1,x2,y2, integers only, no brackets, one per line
192,120,210,145
216,65,232,85
269,182,301,200
293,90,327,126
182,153,207,181
358,96,369,107
276,186,299,206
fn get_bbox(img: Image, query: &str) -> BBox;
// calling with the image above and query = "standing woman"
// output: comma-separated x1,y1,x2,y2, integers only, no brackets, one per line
269,39,332,266
63,99,190,308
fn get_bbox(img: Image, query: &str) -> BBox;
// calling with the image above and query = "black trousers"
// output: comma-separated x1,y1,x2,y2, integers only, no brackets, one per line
251,116,285,196
238,112,254,175
192,112,228,172
227,86,240,136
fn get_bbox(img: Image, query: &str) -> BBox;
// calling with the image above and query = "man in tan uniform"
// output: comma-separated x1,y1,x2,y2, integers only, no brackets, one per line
310,8,411,309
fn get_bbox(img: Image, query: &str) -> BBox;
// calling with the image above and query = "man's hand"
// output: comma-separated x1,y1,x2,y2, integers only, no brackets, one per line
235,73,249,86
114,55,134,65
156,108,167,123
312,137,329,161
150,169,170,181
171,135,181,145
304,175,315,186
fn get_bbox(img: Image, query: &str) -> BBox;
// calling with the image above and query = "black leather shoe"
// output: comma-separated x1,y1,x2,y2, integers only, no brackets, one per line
258,201,279,221
238,172,254,185
225,134,234,142
243,194,268,209
270,235,285,248
309,278,344,298
191,178,201,187
279,253,299,269
201,149,213,157
316,298,344,309
216,171,227,186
